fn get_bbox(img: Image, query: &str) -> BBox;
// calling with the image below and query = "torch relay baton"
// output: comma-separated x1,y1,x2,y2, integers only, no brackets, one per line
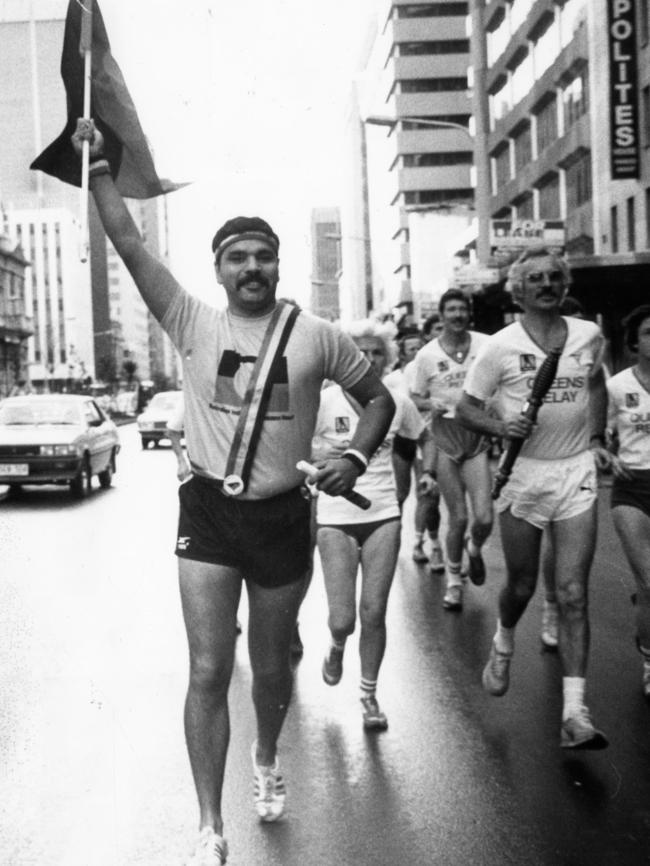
491,347,562,500
296,460,371,511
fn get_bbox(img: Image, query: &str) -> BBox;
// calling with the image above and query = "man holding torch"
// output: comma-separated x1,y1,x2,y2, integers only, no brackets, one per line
456,248,612,750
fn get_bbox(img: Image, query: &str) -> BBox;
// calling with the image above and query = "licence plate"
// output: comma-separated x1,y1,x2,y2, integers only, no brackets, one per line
0,464,29,476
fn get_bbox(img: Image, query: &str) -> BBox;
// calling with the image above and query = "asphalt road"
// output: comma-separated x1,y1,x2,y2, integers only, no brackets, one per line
1,425,649,865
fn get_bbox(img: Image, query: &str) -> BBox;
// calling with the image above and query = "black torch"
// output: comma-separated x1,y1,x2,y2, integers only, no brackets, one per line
491,347,562,500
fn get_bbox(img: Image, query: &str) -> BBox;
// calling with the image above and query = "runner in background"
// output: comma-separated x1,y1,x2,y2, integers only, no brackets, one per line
412,290,493,611
314,320,437,730
383,331,444,571
606,305,650,698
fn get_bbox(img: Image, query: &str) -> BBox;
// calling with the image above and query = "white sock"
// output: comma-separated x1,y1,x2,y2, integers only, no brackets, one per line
446,561,462,587
495,620,515,655
330,636,346,652
562,676,586,719
467,538,481,557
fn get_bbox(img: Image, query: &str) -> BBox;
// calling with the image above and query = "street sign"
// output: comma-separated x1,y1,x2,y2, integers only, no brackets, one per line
490,219,565,250
450,265,500,290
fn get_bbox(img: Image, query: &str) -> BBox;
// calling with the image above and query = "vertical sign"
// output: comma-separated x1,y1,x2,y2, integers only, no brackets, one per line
608,0,640,179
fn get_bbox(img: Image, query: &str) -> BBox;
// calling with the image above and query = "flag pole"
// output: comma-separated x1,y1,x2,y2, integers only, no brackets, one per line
79,0,93,263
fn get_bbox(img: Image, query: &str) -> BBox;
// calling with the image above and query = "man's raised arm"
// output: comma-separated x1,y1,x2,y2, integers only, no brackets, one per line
73,120,182,323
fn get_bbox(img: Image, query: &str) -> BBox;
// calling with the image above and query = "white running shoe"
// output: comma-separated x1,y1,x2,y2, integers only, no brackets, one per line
442,583,463,611
560,706,608,750
251,741,286,822
361,695,388,731
429,543,445,573
482,640,512,696
185,827,228,866
541,601,559,649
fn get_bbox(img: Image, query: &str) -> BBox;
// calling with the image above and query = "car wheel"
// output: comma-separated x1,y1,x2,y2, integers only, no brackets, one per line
7,483,23,497
98,451,115,489
70,456,92,498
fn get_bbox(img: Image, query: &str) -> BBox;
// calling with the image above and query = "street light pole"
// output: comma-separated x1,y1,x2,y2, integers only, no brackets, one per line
364,86,492,268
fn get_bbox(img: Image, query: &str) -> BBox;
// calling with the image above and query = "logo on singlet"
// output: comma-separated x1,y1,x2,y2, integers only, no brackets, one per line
335,416,351,433
625,392,640,408
519,354,537,372
438,361,449,373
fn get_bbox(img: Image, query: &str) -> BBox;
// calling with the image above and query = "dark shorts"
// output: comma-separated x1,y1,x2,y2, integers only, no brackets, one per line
176,475,312,587
611,469,650,518
317,517,400,547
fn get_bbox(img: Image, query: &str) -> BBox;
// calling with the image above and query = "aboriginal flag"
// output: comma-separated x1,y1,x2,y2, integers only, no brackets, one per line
31,0,183,199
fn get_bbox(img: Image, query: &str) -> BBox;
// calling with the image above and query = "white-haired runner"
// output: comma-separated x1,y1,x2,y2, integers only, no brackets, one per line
313,319,437,730
457,247,612,750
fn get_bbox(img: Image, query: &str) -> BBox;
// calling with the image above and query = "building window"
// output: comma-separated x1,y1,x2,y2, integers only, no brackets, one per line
513,124,532,173
560,0,587,48
611,205,619,253
511,53,533,108
402,152,473,168
538,174,561,219
397,40,470,55
401,114,470,130
493,144,511,190
487,9,509,67
533,18,559,79
403,189,473,206
490,77,512,126
510,0,535,33
627,196,636,251
535,96,558,154
399,78,467,94
514,192,535,220
565,150,592,210
396,3,469,17
563,68,589,130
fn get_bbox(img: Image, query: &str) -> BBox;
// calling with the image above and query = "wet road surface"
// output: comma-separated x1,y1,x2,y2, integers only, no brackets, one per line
1,426,649,865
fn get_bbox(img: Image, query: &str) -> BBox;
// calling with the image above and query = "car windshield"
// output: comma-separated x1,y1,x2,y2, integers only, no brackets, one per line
148,393,181,411
0,402,81,426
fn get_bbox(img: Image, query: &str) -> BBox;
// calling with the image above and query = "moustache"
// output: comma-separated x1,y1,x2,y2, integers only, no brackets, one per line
237,274,270,289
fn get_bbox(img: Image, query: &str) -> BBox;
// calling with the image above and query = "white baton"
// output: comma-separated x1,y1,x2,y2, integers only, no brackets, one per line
296,460,371,511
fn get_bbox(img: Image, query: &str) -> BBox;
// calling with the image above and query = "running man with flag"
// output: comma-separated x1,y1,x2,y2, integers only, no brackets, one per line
42,6,395,861
67,119,394,865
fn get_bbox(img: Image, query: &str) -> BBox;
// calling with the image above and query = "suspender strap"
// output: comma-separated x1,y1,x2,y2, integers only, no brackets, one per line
224,301,300,490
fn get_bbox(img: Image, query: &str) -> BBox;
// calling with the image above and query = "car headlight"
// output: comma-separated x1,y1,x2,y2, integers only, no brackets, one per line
40,444,78,456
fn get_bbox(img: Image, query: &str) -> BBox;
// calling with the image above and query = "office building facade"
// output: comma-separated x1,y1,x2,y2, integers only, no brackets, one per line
483,0,650,367
310,208,342,321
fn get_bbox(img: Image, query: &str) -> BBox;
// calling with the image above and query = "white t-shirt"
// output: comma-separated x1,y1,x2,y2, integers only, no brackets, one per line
383,361,417,397
607,367,650,470
161,294,369,499
463,317,604,460
413,331,490,418
314,384,424,524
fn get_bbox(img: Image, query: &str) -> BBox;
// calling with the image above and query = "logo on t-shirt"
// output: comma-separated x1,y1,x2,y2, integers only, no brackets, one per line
212,350,290,417
335,416,351,433
519,354,537,372
437,361,449,373
625,392,640,408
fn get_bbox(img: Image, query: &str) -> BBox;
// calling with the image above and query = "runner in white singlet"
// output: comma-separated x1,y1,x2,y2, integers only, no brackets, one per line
606,305,650,699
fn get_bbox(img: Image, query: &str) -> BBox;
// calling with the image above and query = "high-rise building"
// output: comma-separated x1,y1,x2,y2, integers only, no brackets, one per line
346,0,474,316
481,0,650,368
310,207,342,321
0,0,178,388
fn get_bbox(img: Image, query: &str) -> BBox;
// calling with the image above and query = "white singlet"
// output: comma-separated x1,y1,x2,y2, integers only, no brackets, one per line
464,317,604,460
607,367,650,470
314,385,424,524
413,331,489,418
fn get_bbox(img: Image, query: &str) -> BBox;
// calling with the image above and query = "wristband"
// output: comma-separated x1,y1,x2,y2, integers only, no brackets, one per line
341,449,368,476
88,158,111,179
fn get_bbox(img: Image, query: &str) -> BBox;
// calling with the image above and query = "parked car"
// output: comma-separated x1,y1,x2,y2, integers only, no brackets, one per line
0,394,120,498
136,390,183,449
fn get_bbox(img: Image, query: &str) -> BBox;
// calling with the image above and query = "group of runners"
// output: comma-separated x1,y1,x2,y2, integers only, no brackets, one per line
70,119,650,866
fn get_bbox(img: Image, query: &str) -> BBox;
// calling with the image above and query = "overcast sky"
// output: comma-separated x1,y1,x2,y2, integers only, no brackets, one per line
98,0,382,306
